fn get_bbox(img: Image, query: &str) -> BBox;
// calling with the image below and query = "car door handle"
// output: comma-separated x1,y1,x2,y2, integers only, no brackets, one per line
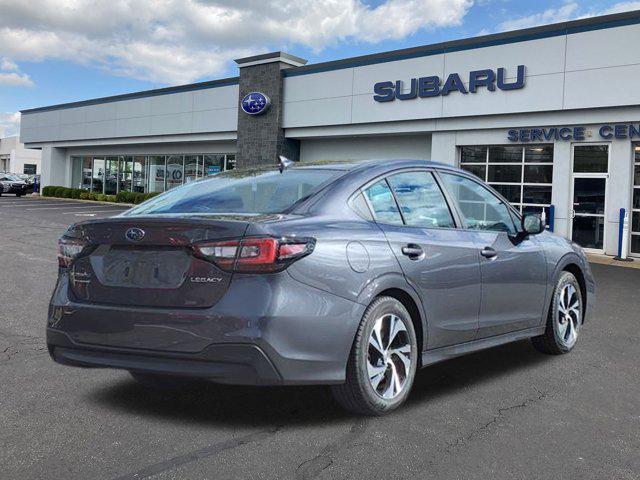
480,247,498,259
401,244,424,259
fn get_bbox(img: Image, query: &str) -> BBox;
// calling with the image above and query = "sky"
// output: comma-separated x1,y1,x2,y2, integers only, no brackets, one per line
1,0,639,137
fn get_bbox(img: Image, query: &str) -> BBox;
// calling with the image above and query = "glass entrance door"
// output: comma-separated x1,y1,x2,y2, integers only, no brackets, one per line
571,177,606,251
570,144,609,253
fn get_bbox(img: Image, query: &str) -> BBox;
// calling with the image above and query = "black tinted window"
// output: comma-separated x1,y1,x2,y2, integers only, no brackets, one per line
440,173,516,234
363,180,403,225
386,172,454,228
124,168,342,216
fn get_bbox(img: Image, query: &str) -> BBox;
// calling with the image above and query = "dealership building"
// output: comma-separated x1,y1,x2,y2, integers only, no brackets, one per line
20,10,640,257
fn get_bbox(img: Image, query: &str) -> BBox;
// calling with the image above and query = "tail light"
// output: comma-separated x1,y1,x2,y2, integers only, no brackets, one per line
193,236,315,273
57,236,87,268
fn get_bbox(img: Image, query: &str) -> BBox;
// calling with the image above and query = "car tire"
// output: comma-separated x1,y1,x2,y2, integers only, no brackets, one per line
532,271,583,355
331,296,418,416
129,371,195,390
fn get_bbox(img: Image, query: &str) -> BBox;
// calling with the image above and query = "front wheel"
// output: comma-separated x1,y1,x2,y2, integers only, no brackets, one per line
331,296,418,416
532,271,583,355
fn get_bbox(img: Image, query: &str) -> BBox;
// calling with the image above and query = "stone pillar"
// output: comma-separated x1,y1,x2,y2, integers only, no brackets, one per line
235,52,307,168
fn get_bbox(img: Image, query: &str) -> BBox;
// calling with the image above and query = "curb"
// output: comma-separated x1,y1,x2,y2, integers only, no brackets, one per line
33,196,134,207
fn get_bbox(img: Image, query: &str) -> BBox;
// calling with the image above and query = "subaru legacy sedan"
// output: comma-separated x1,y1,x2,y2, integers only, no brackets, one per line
48,159,595,415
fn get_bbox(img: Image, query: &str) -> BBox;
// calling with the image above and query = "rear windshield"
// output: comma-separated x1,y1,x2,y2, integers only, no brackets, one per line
123,168,343,216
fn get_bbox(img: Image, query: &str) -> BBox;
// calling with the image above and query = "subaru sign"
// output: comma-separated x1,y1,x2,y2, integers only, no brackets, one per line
373,65,526,102
241,92,270,115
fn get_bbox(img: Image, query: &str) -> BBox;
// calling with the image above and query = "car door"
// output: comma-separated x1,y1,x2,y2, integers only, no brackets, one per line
362,170,482,349
437,171,548,338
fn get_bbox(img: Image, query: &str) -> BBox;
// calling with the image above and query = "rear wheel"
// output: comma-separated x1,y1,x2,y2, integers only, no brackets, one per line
129,371,195,390
532,271,583,355
331,296,418,416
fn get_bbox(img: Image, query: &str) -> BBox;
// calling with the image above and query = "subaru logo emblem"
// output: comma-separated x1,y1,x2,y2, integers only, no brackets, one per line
125,227,145,242
241,92,270,115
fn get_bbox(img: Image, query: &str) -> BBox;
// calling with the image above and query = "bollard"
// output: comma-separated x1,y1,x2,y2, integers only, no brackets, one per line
614,208,633,261
547,205,555,232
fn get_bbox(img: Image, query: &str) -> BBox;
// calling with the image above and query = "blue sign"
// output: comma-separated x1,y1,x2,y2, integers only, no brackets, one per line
207,165,221,175
373,65,526,102
241,92,270,115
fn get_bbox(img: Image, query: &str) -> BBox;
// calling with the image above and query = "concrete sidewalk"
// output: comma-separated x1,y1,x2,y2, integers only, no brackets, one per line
588,252,640,269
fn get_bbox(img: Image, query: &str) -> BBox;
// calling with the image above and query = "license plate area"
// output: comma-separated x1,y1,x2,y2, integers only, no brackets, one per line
92,245,191,288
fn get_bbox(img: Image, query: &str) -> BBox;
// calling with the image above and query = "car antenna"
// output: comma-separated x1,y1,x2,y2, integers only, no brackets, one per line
278,155,294,173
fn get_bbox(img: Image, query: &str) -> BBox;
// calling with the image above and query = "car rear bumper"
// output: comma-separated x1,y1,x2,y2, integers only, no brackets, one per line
48,328,282,385
47,271,364,385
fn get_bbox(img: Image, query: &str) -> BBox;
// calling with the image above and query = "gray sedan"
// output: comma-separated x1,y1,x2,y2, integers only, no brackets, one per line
47,159,595,415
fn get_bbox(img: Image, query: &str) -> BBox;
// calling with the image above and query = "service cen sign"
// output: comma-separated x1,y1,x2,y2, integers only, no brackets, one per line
373,65,526,102
507,124,640,142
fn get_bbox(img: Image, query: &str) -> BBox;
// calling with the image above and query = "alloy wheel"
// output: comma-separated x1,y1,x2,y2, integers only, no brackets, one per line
557,283,581,348
367,314,412,399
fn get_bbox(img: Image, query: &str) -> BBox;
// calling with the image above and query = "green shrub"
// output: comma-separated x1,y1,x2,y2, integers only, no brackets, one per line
40,185,162,203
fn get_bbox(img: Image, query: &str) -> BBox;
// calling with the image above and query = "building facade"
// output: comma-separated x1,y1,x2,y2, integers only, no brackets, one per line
0,136,42,175
20,10,640,257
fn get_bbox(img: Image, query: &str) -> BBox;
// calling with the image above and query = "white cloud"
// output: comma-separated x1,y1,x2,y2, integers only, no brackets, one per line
0,57,18,71
0,55,33,87
494,1,640,33
600,1,640,14
498,2,580,31
0,71,34,87
0,112,21,137
0,0,474,85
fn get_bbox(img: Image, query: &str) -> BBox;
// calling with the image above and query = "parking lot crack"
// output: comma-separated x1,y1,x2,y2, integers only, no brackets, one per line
295,418,368,480
111,425,282,480
443,387,548,455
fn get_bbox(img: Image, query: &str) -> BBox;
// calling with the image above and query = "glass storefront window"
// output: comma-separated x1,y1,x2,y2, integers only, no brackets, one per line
71,157,83,189
573,145,608,173
148,156,166,193
81,157,92,190
184,155,200,183
92,157,105,194
459,144,554,215
488,146,523,163
120,156,133,192
104,156,119,195
204,154,224,176
166,155,184,190
132,156,146,193
67,153,234,195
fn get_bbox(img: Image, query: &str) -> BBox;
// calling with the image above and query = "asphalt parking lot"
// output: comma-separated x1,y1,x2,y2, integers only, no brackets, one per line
1,195,639,480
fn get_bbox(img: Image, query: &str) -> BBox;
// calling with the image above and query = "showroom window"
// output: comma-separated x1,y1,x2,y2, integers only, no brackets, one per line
632,145,640,255
70,154,236,194
459,145,553,216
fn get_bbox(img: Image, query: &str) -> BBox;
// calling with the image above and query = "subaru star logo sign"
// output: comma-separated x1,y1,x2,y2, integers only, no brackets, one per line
241,92,270,115
125,227,145,242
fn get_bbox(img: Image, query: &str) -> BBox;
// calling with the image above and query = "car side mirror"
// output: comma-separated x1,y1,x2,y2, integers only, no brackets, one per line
522,214,545,235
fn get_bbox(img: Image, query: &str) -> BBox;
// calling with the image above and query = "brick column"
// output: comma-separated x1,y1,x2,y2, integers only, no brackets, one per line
235,52,307,168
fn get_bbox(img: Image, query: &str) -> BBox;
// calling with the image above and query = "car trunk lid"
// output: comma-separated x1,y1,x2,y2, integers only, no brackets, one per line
67,216,251,308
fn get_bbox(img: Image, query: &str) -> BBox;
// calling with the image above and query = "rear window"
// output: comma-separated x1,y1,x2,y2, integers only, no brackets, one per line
123,168,343,216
